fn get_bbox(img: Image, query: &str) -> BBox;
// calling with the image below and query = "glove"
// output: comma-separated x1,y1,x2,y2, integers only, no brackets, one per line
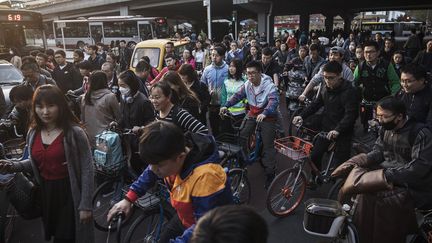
331,153,368,178
0,160,23,174
338,167,393,202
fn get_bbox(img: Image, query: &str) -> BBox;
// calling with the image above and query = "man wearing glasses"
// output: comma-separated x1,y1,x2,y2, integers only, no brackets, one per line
292,61,359,186
353,41,400,102
395,64,432,128
220,60,279,189
52,50,82,94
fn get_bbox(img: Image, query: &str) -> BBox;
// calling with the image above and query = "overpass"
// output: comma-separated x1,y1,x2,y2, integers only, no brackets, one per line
32,0,432,42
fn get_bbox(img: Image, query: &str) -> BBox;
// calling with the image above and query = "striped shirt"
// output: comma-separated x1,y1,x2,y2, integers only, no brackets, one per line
156,106,208,136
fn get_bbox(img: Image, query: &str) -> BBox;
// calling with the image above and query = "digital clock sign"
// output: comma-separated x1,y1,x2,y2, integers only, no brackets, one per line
0,12,39,22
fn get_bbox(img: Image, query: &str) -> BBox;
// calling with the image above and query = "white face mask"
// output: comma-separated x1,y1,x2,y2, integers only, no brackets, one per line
119,87,130,97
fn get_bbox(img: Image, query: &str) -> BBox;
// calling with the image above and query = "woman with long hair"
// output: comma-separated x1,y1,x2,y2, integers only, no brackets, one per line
0,85,94,243
178,64,211,125
81,71,120,146
161,70,201,120
149,81,208,135
118,70,154,131
221,58,247,133
192,40,210,72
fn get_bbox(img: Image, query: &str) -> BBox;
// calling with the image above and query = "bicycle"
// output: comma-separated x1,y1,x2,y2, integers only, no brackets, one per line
266,127,337,217
123,182,174,243
0,134,27,243
303,197,360,243
92,125,139,232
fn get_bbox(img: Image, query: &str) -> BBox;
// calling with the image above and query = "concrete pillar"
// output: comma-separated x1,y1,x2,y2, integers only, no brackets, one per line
268,14,275,44
119,6,129,16
343,15,354,33
299,13,310,33
257,12,266,36
324,14,334,36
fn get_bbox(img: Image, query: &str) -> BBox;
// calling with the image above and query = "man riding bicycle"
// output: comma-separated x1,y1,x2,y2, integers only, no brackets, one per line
107,121,233,243
332,96,432,243
220,60,280,189
292,61,359,185
353,41,400,126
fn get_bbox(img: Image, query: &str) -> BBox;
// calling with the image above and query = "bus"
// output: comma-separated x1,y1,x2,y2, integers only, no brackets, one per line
0,7,46,59
53,16,169,49
361,21,426,37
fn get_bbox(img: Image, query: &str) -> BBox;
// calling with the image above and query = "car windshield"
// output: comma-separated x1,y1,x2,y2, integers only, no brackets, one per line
131,48,160,68
0,66,23,84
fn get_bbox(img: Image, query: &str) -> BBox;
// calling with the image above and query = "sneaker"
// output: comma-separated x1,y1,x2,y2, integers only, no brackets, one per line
265,173,275,190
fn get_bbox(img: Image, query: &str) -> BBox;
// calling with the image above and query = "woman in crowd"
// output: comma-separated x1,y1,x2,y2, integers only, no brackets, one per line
244,46,260,67
178,64,210,125
118,70,154,132
105,52,121,75
192,41,210,72
80,71,120,146
221,58,247,133
181,49,196,70
149,81,208,135
0,85,94,243
161,71,201,120
72,49,85,69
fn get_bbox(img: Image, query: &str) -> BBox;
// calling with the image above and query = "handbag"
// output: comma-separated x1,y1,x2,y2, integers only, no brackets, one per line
6,172,42,220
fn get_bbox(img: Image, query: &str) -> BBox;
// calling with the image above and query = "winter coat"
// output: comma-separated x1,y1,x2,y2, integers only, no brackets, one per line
300,79,359,134
80,89,121,146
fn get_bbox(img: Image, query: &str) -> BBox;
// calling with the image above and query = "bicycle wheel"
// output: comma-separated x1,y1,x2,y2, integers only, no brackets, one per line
266,168,306,217
124,207,173,243
334,222,359,243
228,168,251,205
220,155,242,171
92,180,133,231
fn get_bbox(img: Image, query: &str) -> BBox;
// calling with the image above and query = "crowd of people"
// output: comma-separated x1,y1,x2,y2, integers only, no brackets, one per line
0,25,431,243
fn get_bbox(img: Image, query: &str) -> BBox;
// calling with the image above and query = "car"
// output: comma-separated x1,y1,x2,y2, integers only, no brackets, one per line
0,60,24,115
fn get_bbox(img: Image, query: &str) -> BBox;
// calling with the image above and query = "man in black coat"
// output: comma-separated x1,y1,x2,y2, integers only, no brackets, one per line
395,64,432,128
292,61,359,175
52,50,82,94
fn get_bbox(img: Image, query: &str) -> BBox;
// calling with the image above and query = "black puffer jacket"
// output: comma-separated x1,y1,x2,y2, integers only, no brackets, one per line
300,79,359,134
367,119,432,209
395,86,432,128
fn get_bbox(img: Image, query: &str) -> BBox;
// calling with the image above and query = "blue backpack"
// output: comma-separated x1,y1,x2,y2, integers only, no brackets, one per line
94,131,124,170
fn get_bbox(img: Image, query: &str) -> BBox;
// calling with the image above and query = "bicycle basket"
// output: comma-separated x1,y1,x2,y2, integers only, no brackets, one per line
303,198,345,238
133,184,169,210
0,138,26,160
274,136,313,160
94,161,124,177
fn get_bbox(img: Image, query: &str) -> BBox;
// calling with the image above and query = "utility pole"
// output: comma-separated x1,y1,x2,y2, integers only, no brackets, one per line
204,0,212,40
